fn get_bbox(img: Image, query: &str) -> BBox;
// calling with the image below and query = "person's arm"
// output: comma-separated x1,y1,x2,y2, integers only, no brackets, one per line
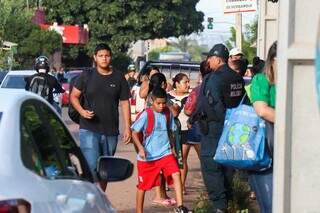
139,80,149,99
24,77,30,90
168,104,180,118
253,101,275,123
120,100,131,144
131,112,147,158
250,74,275,123
132,131,146,159
119,74,132,144
53,78,65,93
70,87,94,119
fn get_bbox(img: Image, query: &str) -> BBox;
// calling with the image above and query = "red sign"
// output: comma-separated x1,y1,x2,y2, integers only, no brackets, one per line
39,24,89,44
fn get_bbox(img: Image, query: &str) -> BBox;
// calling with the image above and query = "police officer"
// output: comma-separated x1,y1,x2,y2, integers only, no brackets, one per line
198,44,245,213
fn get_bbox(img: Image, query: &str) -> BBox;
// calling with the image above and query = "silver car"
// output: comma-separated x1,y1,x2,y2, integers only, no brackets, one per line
0,89,133,212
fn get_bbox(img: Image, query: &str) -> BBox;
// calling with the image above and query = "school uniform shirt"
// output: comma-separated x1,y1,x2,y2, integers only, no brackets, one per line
131,110,175,161
74,69,130,136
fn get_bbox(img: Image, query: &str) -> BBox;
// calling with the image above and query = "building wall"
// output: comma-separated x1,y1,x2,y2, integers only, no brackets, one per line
257,0,279,59
275,0,320,212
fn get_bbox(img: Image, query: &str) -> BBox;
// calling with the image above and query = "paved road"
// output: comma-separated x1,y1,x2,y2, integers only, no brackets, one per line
62,107,206,212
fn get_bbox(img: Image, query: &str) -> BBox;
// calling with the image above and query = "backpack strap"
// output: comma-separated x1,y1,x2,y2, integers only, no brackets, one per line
144,108,155,137
163,107,171,128
142,107,171,138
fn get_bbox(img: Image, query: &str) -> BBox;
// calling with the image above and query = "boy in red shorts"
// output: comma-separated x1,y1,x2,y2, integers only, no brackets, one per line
131,87,190,213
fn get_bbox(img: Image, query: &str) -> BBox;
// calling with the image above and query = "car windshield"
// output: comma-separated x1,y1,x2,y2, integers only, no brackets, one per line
1,75,28,89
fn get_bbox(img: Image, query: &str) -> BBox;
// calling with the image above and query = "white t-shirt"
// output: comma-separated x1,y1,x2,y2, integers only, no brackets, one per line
168,91,189,131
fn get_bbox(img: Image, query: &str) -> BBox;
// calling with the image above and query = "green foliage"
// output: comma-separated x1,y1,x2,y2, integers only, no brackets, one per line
148,46,176,61
225,18,258,63
169,36,208,62
111,52,132,74
0,0,62,69
193,172,251,213
228,172,251,213
193,193,213,213
42,0,204,64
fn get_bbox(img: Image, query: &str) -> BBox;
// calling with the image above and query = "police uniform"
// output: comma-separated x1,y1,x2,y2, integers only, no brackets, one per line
198,46,245,211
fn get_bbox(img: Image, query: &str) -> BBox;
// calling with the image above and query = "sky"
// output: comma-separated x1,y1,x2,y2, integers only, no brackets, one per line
194,0,257,48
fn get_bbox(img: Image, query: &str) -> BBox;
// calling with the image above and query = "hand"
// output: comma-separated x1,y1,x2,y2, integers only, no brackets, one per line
138,148,146,159
122,128,131,144
187,122,192,129
80,110,95,119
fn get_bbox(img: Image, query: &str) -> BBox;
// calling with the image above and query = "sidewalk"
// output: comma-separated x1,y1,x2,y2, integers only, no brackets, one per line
63,107,205,212
106,142,205,213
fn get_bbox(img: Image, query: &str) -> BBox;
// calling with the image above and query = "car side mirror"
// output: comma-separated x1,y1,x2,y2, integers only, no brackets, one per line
97,156,133,182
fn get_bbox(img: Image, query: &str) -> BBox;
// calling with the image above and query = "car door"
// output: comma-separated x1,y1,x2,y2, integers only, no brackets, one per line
21,100,112,212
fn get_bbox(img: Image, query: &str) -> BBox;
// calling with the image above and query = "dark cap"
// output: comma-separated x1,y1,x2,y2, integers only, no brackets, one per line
207,44,229,61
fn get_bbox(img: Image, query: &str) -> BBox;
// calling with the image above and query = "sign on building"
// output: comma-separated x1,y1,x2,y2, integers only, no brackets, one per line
223,0,257,14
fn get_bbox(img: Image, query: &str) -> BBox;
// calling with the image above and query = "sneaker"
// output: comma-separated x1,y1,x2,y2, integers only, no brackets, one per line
174,205,192,213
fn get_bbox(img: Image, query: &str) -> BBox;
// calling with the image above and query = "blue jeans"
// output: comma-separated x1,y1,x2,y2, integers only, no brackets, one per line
79,129,118,173
249,169,273,213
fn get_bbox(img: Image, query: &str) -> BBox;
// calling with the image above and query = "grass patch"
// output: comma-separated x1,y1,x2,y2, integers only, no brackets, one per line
193,171,251,213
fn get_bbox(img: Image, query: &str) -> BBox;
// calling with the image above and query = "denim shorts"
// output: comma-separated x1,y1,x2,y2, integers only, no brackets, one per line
79,129,118,174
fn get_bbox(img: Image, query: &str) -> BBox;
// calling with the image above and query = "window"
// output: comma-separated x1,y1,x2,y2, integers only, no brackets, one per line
39,102,93,182
21,102,63,178
20,100,93,182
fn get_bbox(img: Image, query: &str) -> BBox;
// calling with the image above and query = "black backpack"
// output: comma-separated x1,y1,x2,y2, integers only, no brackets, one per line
68,70,92,124
29,75,50,102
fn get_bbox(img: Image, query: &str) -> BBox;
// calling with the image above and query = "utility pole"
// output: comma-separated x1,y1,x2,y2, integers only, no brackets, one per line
235,13,242,51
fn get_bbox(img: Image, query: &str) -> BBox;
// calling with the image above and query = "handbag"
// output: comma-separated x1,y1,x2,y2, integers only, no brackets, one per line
213,95,272,170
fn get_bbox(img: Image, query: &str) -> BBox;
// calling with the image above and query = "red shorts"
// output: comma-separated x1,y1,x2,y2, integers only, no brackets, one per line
137,154,180,190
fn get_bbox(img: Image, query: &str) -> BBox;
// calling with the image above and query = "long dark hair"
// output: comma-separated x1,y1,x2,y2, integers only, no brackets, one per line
200,60,211,77
148,72,167,94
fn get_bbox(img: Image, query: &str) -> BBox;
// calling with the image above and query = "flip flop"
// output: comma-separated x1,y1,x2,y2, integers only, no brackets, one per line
152,199,172,207
168,198,176,205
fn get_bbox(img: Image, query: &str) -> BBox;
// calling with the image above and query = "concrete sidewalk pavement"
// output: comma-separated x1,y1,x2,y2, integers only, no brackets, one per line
63,108,205,212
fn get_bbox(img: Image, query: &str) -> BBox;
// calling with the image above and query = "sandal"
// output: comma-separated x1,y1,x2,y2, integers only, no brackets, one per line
168,198,176,205
152,199,172,207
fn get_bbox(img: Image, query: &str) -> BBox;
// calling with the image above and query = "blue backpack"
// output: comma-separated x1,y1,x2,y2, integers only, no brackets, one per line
214,95,272,170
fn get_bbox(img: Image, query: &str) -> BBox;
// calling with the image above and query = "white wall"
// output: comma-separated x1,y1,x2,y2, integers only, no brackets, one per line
257,0,279,59
275,0,320,212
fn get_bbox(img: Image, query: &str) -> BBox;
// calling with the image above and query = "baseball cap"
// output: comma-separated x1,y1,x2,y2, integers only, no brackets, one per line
206,44,229,61
229,47,243,56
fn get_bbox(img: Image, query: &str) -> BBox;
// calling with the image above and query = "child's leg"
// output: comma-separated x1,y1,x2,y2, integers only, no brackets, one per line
171,172,183,206
136,189,145,213
153,174,168,201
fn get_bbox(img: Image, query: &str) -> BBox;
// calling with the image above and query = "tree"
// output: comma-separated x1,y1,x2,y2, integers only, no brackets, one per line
3,15,62,69
42,0,204,64
225,19,258,63
168,36,208,62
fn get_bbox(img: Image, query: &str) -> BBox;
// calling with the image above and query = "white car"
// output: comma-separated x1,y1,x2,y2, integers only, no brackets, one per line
0,70,37,89
0,89,133,212
0,70,63,113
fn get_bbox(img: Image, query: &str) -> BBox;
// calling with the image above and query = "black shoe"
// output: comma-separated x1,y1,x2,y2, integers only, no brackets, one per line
174,205,193,213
